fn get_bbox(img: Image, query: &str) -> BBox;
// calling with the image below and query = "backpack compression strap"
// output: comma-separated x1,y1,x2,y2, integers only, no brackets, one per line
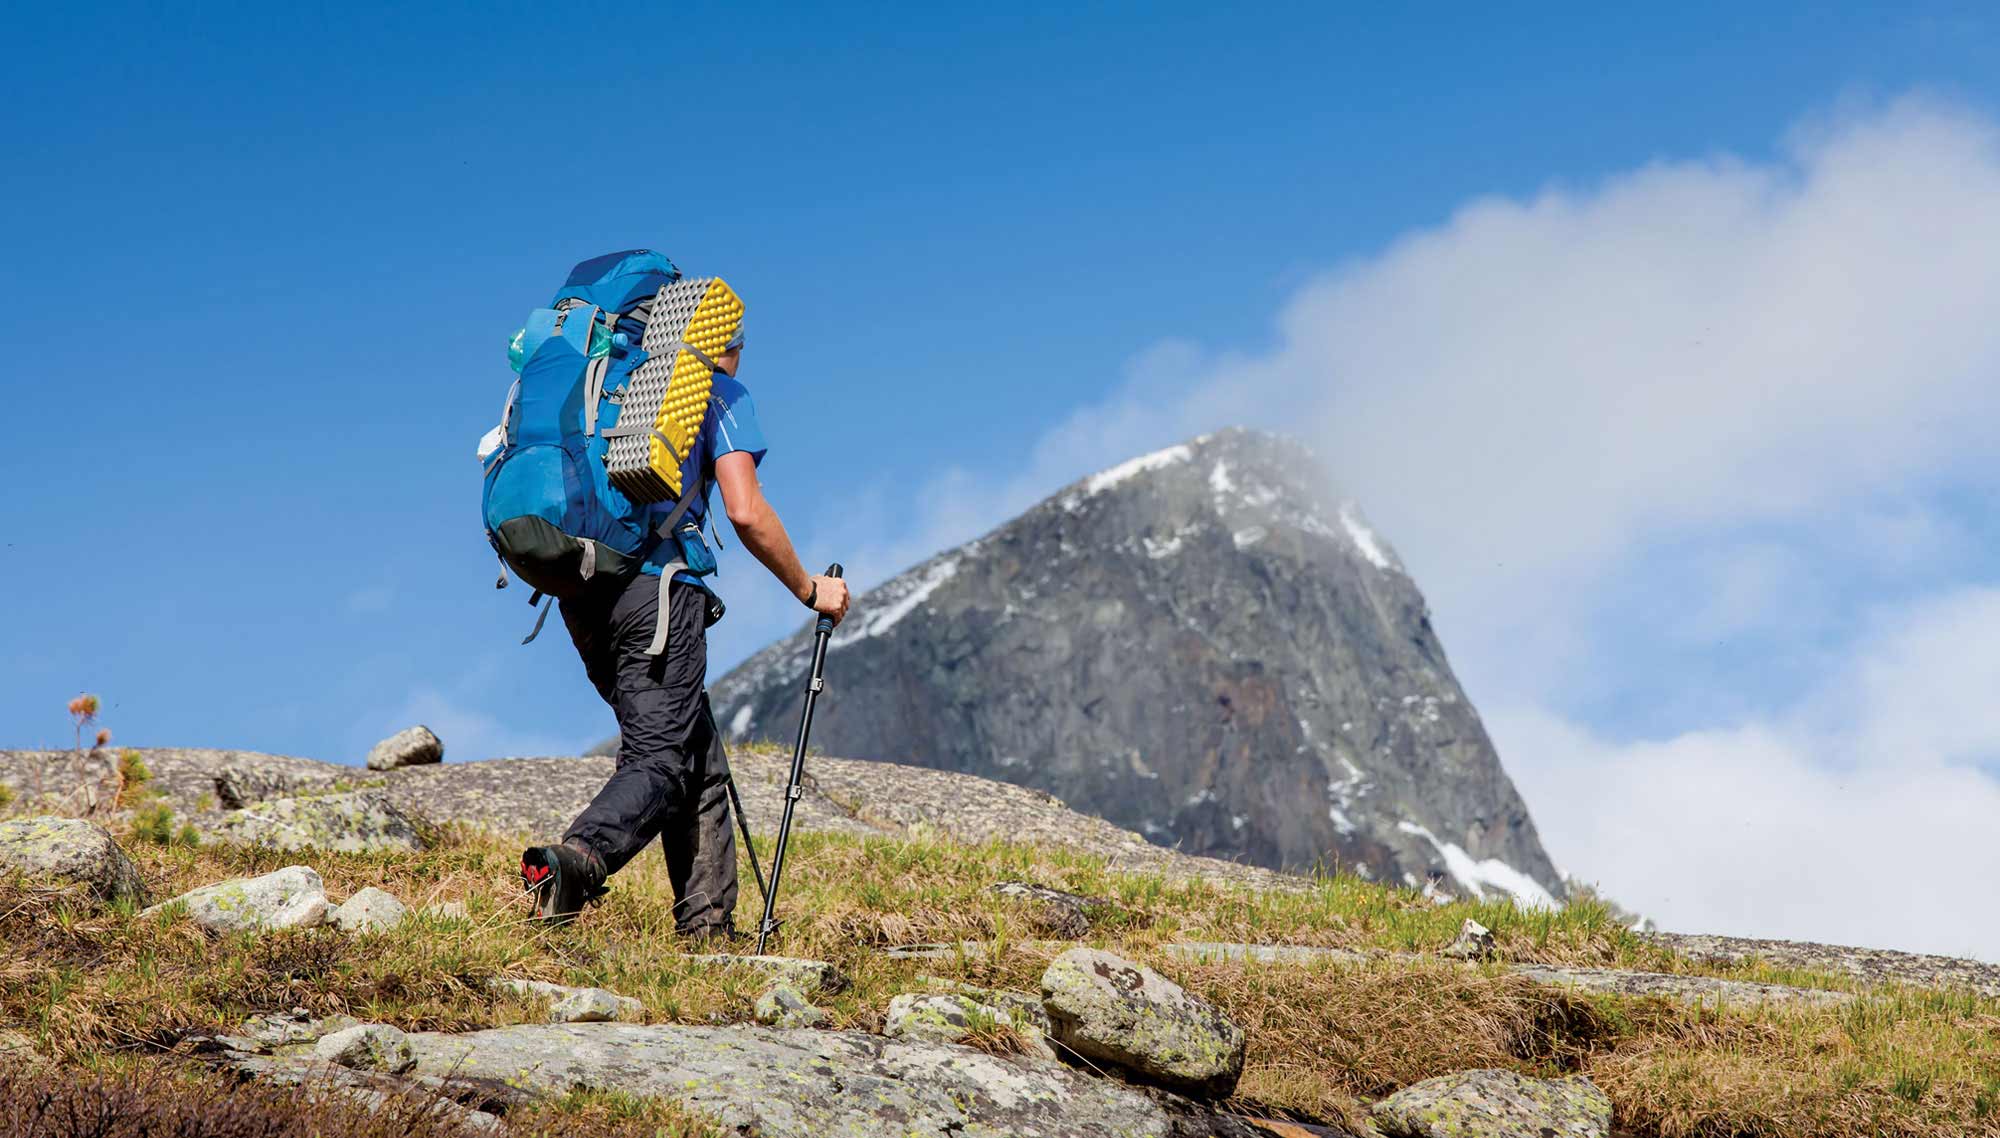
644,479,706,657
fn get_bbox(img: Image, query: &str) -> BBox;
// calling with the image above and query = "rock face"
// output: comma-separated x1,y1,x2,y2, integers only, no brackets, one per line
1371,1069,1612,1138
708,428,1563,903
191,790,423,853
405,1022,1255,1138
1040,947,1245,1097
0,816,148,904
366,726,443,771
144,865,330,932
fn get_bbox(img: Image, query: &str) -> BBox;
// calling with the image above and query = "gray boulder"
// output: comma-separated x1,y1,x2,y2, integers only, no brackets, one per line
886,993,1056,1060
1440,917,1497,961
212,764,313,809
915,978,1054,1034
687,953,849,995
489,978,642,1023
990,881,1111,938
366,726,444,771
754,982,828,1029
329,886,409,933
238,1008,359,1048
1040,947,1245,1097
194,790,422,853
143,865,330,932
315,1023,416,1074
1371,1069,1611,1138
550,988,629,1024
424,900,471,922
0,816,148,904
406,1022,1255,1138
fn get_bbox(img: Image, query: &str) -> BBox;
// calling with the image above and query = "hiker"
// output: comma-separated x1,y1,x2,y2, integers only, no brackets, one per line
482,251,849,936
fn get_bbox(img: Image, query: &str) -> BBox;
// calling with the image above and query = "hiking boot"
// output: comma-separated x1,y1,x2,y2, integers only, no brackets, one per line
681,921,740,946
521,841,605,925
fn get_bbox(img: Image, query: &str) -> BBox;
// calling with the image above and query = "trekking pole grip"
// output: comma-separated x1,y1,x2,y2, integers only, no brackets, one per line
816,564,843,636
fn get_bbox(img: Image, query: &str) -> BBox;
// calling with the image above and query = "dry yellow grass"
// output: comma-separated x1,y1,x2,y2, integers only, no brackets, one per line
3,823,1997,1136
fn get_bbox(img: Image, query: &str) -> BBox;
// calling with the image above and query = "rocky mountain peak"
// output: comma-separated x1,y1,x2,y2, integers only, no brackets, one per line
712,427,1563,907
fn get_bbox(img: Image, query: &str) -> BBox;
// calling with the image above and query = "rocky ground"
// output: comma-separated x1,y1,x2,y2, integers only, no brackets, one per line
4,743,1999,1137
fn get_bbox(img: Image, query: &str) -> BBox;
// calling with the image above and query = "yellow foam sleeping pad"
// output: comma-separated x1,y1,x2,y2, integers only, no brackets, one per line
604,277,744,504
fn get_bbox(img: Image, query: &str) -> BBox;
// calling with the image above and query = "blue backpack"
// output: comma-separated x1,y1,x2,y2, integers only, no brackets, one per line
481,250,720,645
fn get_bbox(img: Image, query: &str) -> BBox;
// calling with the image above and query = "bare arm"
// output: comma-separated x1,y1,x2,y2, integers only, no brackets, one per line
714,451,850,623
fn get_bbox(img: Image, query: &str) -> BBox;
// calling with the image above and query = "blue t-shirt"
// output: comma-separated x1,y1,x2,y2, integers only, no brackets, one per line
642,372,767,581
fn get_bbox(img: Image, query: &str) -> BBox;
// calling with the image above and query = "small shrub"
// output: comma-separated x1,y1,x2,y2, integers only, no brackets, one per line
132,801,176,845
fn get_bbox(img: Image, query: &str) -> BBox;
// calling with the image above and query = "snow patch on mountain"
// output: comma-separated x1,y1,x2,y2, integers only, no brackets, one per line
1397,820,1558,909
1085,444,1193,495
831,557,959,647
1340,505,1395,571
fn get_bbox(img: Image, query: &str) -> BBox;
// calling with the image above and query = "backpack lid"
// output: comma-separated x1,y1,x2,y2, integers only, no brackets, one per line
553,249,681,316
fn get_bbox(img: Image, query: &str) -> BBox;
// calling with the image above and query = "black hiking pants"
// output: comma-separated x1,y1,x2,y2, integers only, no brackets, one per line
559,571,737,935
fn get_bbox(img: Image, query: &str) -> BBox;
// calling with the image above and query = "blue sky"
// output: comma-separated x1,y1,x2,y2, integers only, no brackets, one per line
6,3,2000,953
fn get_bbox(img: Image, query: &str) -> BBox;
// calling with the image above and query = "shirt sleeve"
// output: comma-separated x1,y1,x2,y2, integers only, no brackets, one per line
706,375,768,469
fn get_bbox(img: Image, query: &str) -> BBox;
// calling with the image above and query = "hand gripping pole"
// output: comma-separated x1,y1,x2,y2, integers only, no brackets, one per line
755,564,842,955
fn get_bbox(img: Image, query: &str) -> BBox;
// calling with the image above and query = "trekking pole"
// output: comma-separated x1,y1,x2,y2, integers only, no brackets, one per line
754,563,842,955
724,774,768,903
702,693,771,905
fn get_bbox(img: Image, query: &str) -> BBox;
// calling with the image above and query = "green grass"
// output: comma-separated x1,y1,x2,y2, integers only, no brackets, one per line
3,823,1998,1137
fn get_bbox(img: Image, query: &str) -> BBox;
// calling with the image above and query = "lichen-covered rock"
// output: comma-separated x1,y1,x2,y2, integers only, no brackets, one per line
754,982,828,1029
424,900,471,921
687,953,849,995
194,790,422,853
0,816,148,905
1040,947,1245,1097
315,1023,416,1074
404,1022,1257,1137
990,881,1112,938
916,978,1054,1034
239,1008,359,1047
329,886,409,933
1371,1069,1611,1138
489,978,642,1023
212,764,314,809
551,988,628,1024
886,993,1056,1060
143,865,330,932
366,726,444,771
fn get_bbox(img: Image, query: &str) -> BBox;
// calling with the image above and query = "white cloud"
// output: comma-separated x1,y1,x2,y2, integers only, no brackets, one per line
1493,585,2000,959
804,97,2000,956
